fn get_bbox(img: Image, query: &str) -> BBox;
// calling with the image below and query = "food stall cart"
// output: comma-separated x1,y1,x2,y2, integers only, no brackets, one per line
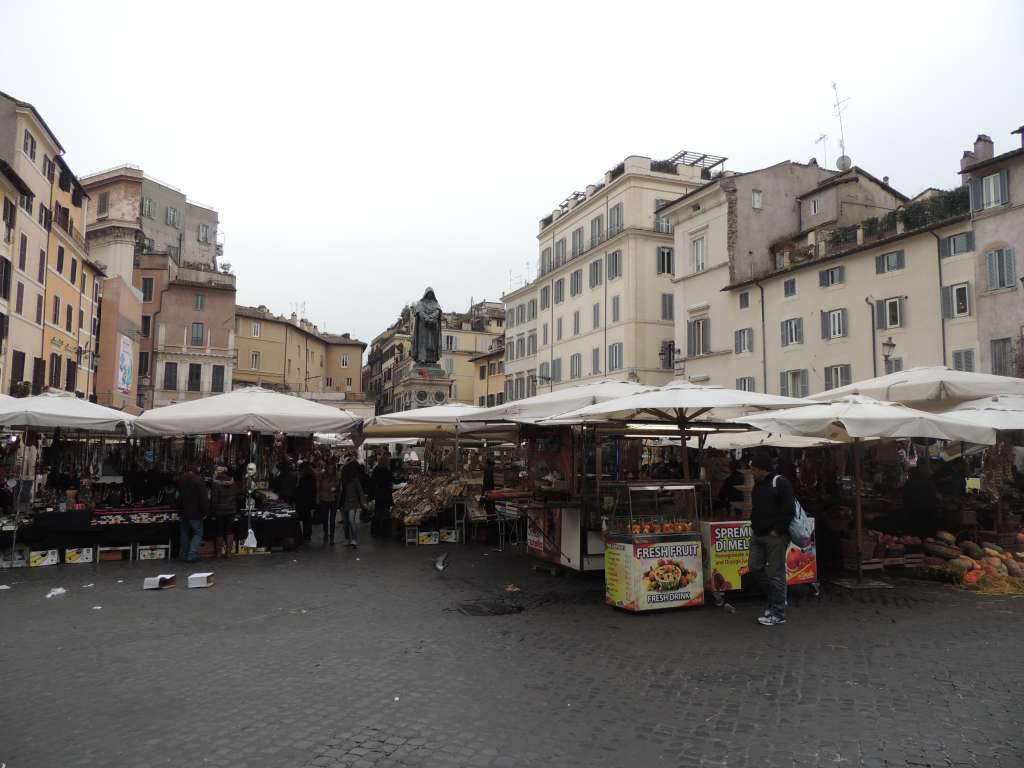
604,483,708,612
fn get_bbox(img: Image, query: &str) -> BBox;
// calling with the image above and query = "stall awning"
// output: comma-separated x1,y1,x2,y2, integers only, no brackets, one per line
133,386,361,436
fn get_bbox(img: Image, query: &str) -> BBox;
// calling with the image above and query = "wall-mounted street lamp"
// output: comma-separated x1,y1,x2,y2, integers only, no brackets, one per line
882,336,896,364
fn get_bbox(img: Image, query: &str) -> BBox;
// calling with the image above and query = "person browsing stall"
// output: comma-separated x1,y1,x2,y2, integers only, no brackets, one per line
748,452,795,627
177,465,209,563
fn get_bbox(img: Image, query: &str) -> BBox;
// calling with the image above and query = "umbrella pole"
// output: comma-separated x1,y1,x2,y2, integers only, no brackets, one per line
854,438,863,583
677,413,691,480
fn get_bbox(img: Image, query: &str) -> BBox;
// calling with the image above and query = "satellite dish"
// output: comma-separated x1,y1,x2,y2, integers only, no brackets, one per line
836,155,852,171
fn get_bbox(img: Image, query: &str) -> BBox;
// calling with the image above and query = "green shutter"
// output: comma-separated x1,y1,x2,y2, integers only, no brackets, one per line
779,371,788,397
941,285,953,319
939,237,951,258
998,169,1009,205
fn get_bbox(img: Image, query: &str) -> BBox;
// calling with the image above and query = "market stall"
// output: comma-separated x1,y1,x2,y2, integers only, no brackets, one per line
0,392,137,568
741,394,996,579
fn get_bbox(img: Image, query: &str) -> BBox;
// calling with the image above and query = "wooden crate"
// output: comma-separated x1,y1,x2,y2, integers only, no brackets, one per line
843,557,884,572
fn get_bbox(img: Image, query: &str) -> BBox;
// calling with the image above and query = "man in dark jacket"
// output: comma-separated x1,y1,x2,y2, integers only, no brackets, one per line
370,451,395,538
748,452,794,626
177,465,209,563
295,462,318,543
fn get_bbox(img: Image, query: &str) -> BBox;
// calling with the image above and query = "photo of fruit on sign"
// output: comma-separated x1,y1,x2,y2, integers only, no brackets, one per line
642,559,695,592
786,546,816,578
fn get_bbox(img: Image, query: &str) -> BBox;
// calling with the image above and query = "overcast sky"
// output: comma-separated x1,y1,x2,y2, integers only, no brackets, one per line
5,1,1022,349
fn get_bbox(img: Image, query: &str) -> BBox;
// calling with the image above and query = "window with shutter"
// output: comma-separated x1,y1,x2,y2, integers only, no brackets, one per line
739,291,749,309
781,318,803,346
592,347,600,374
986,249,1017,290
991,338,1012,376
736,376,755,392
661,293,674,321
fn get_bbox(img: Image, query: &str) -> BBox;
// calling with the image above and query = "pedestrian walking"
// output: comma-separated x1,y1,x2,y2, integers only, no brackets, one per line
210,466,239,557
748,451,795,626
295,462,318,543
177,465,209,563
339,454,368,547
317,460,339,545
370,450,394,538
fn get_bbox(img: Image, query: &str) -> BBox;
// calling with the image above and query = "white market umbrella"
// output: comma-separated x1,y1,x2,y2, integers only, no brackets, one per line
462,379,656,425
812,365,1024,405
943,393,1024,431
133,386,361,436
739,395,996,445
740,394,996,578
686,431,843,450
362,403,483,436
545,379,809,424
0,390,135,433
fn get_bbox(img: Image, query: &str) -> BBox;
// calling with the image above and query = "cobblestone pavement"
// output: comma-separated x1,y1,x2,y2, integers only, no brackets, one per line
2,533,1022,768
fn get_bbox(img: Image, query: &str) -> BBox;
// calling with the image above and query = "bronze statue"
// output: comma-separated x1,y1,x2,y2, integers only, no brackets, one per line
412,287,442,364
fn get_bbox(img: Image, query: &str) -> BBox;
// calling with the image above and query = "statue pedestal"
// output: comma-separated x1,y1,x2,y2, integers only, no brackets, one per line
393,361,452,410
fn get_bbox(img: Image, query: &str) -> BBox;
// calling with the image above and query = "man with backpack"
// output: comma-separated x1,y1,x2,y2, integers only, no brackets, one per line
749,451,795,626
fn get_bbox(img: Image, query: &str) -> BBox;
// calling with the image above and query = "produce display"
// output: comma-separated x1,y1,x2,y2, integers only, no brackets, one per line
392,474,476,525
624,519,694,535
914,530,1024,587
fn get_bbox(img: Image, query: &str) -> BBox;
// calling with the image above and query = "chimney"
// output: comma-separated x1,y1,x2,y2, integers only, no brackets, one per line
882,176,889,186
960,150,977,173
1012,126,1024,148
974,134,994,162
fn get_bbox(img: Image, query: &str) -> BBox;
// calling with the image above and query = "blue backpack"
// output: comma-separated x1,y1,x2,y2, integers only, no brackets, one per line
774,475,812,547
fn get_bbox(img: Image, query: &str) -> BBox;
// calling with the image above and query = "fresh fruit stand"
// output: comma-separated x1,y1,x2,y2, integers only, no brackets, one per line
603,483,708,612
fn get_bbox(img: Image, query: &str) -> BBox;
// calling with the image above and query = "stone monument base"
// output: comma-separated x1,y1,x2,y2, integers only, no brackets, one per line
393,362,452,410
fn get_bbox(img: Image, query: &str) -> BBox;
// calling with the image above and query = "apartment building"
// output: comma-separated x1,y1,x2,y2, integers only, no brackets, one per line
81,166,233,409
367,300,504,413
233,304,366,396
960,131,1024,375
666,133,1023,395
133,255,235,408
363,322,411,414
503,152,723,401
470,337,506,407
43,156,103,396
0,90,64,395
0,159,32,391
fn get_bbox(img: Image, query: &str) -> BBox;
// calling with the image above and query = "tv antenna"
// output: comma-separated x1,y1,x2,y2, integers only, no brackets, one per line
831,81,852,170
815,134,829,168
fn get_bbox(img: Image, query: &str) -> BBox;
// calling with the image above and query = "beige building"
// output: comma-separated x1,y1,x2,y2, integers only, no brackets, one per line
0,159,33,392
503,152,724,401
960,131,1024,376
0,90,64,394
470,337,506,407
665,139,1021,394
233,305,366,399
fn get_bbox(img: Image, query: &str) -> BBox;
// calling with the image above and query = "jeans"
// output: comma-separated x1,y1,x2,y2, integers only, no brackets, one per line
296,503,313,541
320,502,336,542
179,519,203,560
748,531,788,619
345,507,360,545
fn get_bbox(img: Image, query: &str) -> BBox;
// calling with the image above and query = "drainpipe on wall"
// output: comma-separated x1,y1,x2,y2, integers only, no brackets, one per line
930,230,948,366
864,296,877,377
756,282,767,393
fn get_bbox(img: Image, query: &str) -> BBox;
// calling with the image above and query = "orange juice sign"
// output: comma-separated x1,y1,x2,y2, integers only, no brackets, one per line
703,519,817,591
705,521,752,592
